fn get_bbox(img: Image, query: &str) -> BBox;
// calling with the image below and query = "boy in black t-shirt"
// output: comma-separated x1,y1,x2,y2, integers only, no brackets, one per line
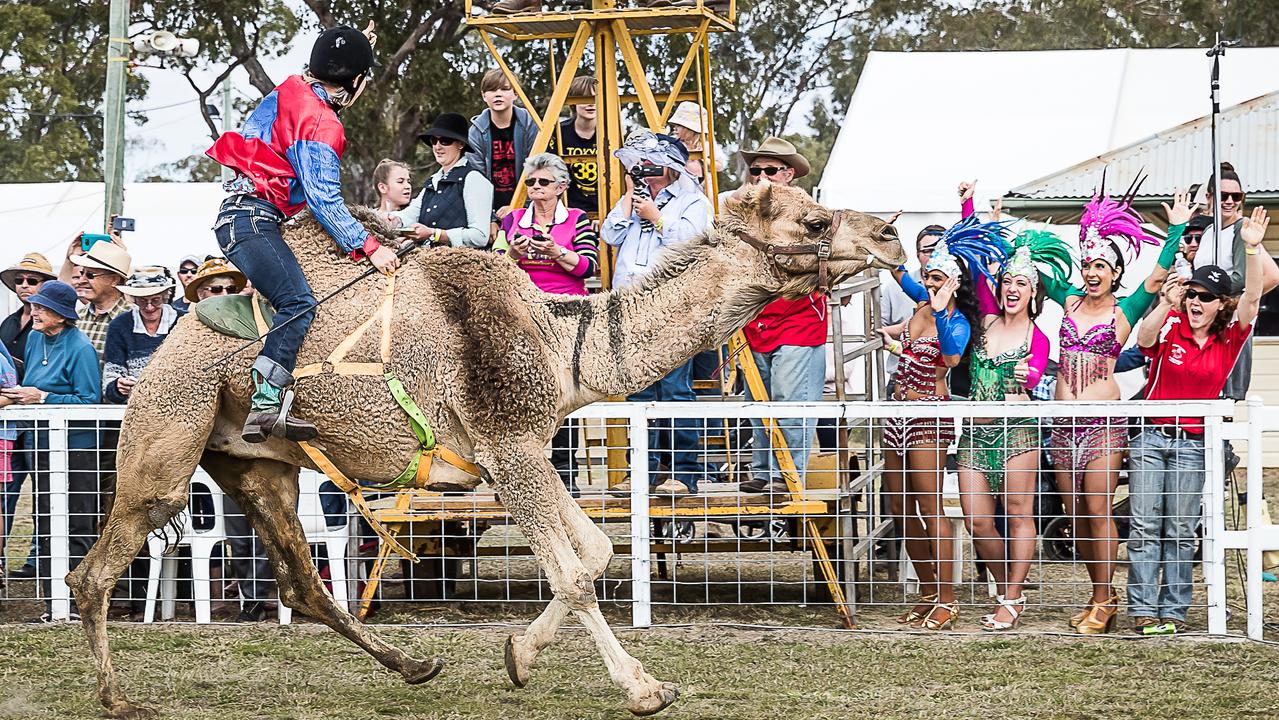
466,68,537,224
548,75,599,215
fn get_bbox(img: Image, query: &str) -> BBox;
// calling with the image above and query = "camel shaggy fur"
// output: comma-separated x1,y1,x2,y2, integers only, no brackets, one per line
67,184,905,717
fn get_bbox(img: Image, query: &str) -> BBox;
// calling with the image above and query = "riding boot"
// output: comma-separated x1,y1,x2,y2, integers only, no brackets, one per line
242,357,319,443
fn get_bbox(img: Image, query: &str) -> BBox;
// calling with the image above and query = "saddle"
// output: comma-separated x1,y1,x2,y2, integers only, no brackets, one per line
194,279,481,562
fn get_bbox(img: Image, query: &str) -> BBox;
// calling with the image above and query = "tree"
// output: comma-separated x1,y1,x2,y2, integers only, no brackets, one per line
0,2,149,182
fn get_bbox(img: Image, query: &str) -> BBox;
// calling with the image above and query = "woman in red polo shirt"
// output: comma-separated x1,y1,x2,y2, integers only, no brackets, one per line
1128,205,1269,635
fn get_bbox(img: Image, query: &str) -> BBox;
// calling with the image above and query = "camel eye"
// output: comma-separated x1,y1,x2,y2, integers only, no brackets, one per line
804,218,828,233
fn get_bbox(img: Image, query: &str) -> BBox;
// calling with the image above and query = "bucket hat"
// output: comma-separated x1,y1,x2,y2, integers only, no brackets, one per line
417,112,474,154
118,266,176,298
27,280,79,321
185,258,247,303
738,136,811,179
70,241,132,279
1,252,56,293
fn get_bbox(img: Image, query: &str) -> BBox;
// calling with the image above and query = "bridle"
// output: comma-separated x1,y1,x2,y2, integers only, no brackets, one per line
734,209,846,294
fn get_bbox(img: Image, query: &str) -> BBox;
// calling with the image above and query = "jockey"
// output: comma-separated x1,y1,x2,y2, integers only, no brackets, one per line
206,24,399,444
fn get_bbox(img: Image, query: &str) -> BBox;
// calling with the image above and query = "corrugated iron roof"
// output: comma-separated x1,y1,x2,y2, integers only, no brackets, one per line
1007,90,1279,200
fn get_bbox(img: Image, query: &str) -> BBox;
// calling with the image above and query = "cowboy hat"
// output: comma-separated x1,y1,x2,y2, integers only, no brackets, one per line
417,112,474,154
668,101,708,136
738,136,811,179
117,266,176,298
1,252,56,293
185,258,247,303
70,240,132,278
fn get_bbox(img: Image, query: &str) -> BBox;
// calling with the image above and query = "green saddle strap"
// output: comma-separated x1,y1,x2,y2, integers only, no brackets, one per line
373,371,438,490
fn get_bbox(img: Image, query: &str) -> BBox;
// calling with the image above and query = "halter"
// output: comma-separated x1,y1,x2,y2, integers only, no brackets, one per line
734,209,847,294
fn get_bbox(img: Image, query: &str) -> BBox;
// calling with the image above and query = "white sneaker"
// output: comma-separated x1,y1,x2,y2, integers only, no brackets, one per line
654,479,690,495
608,479,632,496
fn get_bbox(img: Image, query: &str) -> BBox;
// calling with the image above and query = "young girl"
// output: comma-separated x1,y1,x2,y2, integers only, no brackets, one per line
0,343,16,587
1043,183,1191,634
884,216,1007,630
958,228,1071,630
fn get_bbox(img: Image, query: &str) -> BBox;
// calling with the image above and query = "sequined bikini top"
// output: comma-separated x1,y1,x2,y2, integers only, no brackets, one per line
970,329,1031,402
1059,301,1122,395
896,325,946,397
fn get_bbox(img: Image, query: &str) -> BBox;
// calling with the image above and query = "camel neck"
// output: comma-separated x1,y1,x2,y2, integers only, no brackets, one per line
564,240,772,403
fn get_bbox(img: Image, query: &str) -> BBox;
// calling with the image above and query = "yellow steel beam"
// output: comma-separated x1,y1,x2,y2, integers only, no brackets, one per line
657,20,710,127
698,30,721,209
507,21,592,210
476,29,543,129
612,19,663,131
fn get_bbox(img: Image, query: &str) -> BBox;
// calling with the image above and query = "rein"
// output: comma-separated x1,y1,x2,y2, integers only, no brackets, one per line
734,209,846,295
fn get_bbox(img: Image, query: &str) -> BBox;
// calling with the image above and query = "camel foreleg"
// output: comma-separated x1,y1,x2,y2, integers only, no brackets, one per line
480,441,677,716
505,493,614,688
200,451,445,685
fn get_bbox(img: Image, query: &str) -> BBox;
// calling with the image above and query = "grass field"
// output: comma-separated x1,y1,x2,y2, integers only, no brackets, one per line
1,624,1277,720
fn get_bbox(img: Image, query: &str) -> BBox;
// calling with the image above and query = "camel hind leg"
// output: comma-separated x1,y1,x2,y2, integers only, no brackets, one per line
199,451,445,684
69,403,212,718
479,440,677,716
505,493,613,688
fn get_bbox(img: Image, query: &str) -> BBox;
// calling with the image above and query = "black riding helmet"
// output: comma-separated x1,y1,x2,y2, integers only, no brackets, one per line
308,26,380,94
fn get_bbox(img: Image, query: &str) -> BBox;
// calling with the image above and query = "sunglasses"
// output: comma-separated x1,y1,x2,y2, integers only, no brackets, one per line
133,296,167,307
13,276,44,287
83,270,117,281
1183,233,1203,245
1185,288,1220,303
749,166,785,177
428,136,458,147
203,285,241,295
524,177,556,188
178,267,198,276
1220,192,1244,202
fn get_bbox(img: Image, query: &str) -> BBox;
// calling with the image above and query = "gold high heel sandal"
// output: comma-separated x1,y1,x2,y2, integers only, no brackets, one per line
918,603,959,631
1068,602,1095,629
1075,595,1119,635
896,593,938,625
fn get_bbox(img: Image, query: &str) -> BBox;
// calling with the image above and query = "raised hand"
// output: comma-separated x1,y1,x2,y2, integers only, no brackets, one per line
929,276,959,312
958,180,976,201
1161,188,1199,227
1160,274,1186,307
363,21,378,48
1241,205,1270,248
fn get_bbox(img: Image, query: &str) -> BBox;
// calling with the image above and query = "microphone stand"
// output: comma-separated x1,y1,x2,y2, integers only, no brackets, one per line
1206,34,1236,267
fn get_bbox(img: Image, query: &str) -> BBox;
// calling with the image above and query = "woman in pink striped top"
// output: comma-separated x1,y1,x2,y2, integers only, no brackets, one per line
498,152,599,297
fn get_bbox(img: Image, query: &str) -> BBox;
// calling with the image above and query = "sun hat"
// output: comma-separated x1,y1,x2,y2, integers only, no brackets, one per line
614,130,690,174
26,280,79,321
417,112,474,154
117,266,176,298
69,240,132,279
185,258,247,303
1,252,56,293
738,136,811,179
668,101,709,136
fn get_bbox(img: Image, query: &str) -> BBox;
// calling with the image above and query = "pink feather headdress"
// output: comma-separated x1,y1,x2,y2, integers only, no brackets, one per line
1078,171,1158,267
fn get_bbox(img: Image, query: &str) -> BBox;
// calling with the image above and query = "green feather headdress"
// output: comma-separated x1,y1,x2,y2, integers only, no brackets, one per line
1001,228,1074,289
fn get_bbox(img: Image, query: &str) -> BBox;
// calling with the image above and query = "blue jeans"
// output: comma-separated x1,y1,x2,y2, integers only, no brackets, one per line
213,195,316,375
746,345,825,483
1126,428,1206,621
628,360,707,491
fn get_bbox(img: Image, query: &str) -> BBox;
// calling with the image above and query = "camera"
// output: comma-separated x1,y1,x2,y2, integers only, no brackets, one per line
629,163,665,179
111,216,136,232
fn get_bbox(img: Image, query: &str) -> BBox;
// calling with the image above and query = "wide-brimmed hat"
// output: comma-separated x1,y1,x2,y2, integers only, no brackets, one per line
185,258,246,302
118,266,176,298
27,280,79,321
739,136,811,179
70,240,132,279
1,252,56,293
614,130,689,174
417,112,473,154
668,101,709,136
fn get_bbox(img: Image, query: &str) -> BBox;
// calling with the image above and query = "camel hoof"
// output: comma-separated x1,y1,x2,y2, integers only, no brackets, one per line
401,656,445,685
504,635,529,688
629,682,680,717
104,700,158,719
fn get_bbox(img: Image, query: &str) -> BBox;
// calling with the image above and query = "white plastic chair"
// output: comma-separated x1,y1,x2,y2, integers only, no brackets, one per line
279,470,353,624
143,470,226,624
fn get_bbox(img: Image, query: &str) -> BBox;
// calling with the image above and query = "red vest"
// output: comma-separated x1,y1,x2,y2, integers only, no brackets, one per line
743,294,828,353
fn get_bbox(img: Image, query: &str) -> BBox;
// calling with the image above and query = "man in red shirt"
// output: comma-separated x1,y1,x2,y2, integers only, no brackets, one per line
1128,206,1268,634
731,139,824,494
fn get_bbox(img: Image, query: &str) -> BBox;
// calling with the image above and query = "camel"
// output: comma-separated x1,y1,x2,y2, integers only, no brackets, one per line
66,183,905,718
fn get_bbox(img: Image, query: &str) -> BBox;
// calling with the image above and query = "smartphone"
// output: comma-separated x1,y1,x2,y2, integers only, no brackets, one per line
111,216,136,232
80,233,113,252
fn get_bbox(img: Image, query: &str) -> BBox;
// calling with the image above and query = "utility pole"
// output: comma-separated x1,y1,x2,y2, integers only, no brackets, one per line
102,0,130,231
220,78,234,182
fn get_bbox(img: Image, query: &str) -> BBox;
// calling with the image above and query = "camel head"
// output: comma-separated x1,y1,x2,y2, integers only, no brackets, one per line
720,184,907,298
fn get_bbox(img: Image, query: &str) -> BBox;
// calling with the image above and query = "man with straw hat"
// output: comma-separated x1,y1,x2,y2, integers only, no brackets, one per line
1,253,57,379
68,240,133,361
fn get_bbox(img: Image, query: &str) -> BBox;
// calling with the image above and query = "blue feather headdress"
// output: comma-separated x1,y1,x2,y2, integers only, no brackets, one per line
925,216,1011,282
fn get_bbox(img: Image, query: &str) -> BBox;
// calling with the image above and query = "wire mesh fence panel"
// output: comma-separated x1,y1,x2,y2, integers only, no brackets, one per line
3,399,1275,635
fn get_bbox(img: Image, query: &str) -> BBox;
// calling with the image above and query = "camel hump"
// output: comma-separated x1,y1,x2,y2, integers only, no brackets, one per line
193,294,275,341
